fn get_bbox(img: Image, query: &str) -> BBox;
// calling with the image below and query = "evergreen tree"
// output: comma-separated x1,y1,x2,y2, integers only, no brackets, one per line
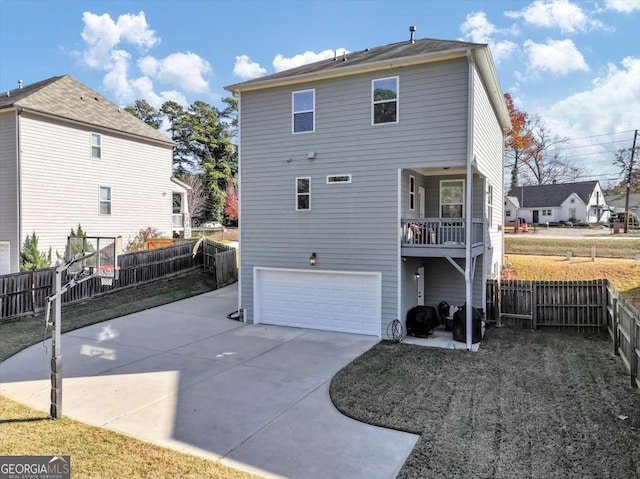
20,232,52,271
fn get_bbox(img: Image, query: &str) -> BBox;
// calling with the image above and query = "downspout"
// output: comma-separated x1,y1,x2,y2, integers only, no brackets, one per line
465,50,475,351
237,92,243,321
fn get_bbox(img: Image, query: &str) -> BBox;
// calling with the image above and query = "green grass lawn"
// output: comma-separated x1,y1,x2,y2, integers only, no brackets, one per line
330,327,640,479
505,236,640,258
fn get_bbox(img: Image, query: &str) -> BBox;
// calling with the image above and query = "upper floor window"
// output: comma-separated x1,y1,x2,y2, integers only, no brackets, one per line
296,177,310,210
293,90,314,133
99,186,111,215
91,133,102,159
440,179,464,218
372,77,398,124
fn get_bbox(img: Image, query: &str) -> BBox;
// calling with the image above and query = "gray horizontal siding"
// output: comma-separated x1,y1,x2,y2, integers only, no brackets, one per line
0,111,19,273
240,58,470,332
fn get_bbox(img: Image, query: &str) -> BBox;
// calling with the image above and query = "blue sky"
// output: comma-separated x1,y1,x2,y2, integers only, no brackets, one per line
1,0,639,185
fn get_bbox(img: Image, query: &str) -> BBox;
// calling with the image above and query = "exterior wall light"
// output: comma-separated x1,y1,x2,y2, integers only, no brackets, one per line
414,271,420,279
309,253,317,266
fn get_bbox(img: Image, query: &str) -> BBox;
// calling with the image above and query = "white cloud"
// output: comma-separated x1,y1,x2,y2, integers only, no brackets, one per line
505,0,603,33
273,48,347,72
77,11,209,107
233,55,267,79
459,12,518,64
605,0,640,12
544,57,640,134
524,39,589,75
139,52,211,93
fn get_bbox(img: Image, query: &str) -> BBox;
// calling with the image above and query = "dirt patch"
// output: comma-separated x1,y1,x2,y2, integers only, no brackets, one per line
0,269,218,362
330,327,640,479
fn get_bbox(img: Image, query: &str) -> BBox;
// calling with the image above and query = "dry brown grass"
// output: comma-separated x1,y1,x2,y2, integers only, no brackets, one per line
504,254,640,307
0,396,261,479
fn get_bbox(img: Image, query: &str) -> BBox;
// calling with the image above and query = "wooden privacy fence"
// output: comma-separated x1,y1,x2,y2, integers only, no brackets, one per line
487,279,639,389
0,239,237,321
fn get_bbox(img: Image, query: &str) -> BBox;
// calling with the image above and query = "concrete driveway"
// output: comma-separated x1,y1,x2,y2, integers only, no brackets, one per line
0,283,418,479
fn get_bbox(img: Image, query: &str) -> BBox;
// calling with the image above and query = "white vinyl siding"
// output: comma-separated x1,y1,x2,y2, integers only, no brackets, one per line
18,113,175,261
91,132,101,158
292,89,314,133
372,76,398,125
239,59,470,333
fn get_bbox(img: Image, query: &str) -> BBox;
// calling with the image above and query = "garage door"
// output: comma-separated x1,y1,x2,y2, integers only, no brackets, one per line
254,267,381,337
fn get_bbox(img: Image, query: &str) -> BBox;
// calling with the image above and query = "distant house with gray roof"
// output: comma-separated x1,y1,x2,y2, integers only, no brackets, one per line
0,75,190,273
506,181,608,224
604,193,640,214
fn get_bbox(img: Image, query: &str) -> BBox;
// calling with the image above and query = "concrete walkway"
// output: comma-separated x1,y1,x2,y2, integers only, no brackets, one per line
0,283,418,479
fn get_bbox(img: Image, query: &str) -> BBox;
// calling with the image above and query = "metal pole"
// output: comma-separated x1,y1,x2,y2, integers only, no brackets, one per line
50,268,62,419
623,129,637,234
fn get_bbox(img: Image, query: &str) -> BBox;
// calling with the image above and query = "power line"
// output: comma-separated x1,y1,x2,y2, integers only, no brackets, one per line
556,129,639,142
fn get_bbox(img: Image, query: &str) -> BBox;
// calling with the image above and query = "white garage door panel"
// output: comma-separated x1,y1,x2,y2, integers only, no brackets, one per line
254,268,381,337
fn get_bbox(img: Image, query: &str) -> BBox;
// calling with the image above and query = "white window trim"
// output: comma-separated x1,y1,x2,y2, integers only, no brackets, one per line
487,184,494,227
439,179,465,218
371,76,399,126
292,89,315,134
295,177,311,211
99,185,111,216
91,132,102,159
409,175,415,211
326,174,352,184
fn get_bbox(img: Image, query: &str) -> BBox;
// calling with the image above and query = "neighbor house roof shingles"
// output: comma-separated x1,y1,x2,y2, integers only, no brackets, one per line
507,181,600,208
0,75,173,145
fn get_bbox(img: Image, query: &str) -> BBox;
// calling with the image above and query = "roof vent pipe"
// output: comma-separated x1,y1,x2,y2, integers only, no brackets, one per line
342,51,347,61
333,50,337,61
409,26,416,44
18,80,23,89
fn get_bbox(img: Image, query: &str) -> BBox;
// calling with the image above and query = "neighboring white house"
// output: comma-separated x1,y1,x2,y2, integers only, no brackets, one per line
0,75,190,274
506,181,609,224
226,34,510,347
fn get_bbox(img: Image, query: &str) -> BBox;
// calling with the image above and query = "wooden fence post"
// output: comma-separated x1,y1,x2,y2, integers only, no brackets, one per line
612,296,619,357
631,315,638,389
531,283,537,330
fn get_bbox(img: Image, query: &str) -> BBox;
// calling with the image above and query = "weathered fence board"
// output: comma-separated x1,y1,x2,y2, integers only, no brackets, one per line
0,240,237,321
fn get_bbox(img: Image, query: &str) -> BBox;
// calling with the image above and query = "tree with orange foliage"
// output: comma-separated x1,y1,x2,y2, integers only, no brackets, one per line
224,182,238,225
504,93,534,190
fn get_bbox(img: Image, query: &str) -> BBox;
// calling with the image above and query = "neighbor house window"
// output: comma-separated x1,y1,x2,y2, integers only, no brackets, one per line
487,184,494,227
372,76,398,124
91,133,102,158
506,210,512,216
440,179,464,218
292,90,314,133
543,209,552,216
296,177,310,210
99,186,111,215
409,175,415,210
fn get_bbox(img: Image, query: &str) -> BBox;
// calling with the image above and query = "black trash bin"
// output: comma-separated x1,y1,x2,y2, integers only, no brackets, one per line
452,305,482,343
406,306,439,338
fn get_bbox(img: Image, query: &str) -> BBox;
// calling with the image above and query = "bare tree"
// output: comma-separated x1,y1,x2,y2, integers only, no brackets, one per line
519,118,584,185
613,147,640,191
176,173,207,223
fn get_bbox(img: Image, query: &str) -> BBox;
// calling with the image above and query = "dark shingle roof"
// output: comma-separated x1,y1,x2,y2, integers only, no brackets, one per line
507,181,600,208
0,75,172,145
226,37,481,91
605,193,640,209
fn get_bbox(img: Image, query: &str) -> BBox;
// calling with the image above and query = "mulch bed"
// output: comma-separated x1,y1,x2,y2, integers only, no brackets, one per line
330,327,640,479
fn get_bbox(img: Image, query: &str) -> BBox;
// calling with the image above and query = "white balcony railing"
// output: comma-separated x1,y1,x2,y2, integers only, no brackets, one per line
401,218,483,248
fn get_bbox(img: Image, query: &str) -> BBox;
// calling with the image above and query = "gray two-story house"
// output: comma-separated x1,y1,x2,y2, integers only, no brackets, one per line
226,36,510,349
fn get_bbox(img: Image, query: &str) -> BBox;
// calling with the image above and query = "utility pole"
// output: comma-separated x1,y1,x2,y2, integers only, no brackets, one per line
623,129,637,234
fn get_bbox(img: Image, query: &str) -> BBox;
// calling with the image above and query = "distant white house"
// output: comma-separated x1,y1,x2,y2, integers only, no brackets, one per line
0,75,190,274
605,193,640,214
505,181,609,224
